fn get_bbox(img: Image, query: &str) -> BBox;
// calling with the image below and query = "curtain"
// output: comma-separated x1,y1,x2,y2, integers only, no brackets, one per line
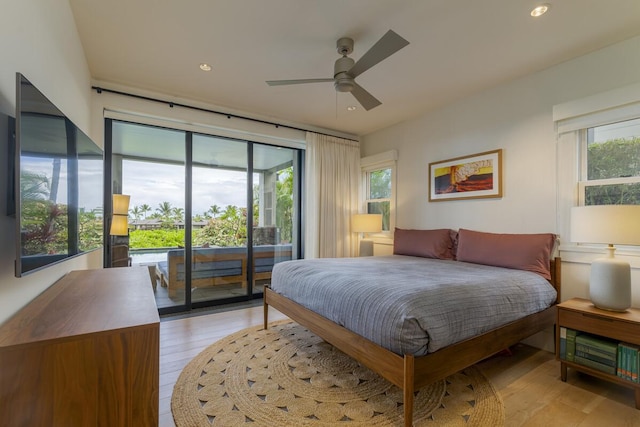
305,132,360,258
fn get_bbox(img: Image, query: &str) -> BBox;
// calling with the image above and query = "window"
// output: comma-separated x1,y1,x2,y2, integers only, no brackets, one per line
361,150,397,233
365,168,391,230
579,118,640,206
554,83,640,261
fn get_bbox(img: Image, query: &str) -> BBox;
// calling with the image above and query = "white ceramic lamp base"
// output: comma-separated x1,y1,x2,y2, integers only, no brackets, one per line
589,256,631,312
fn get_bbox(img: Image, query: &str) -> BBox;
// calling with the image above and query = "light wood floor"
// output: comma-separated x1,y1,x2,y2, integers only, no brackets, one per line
159,305,640,426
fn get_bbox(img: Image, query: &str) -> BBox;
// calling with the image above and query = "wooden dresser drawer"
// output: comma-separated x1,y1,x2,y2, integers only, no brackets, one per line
559,308,640,345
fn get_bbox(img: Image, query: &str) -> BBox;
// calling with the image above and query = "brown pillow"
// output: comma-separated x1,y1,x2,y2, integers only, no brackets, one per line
456,229,556,280
393,228,456,260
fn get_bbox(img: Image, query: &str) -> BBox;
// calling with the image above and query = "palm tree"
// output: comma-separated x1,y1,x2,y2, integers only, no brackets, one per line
156,201,173,221
129,205,142,221
20,171,50,201
172,207,185,221
140,203,151,219
208,204,222,219
49,158,61,203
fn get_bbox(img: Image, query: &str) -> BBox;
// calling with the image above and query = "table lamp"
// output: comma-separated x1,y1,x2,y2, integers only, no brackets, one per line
110,194,130,236
570,205,640,312
351,214,382,256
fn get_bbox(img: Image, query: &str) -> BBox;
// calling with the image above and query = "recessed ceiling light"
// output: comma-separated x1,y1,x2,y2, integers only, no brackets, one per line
530,4,550,17
199,63,212,71
346,106,357,111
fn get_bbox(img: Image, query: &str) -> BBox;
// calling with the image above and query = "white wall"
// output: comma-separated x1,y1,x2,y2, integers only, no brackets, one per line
362,35,640,349
0,0,100,324
364,35,640,234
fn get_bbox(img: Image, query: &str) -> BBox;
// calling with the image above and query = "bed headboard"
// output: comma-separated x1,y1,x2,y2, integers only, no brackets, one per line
549,257,561,304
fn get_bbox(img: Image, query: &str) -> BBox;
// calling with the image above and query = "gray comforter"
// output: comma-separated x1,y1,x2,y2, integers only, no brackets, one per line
270,255,557,356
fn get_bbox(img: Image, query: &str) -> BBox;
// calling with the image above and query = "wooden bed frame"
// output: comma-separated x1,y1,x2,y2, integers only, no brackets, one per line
264,257,561,427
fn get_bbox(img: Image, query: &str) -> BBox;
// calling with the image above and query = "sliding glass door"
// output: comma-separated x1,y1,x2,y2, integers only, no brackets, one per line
191,134,249,304
252,144,300,295
111,121,187,310
108,119,302,314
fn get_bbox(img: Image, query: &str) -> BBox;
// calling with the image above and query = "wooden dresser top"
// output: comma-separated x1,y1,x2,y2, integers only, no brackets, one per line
0,267,159,348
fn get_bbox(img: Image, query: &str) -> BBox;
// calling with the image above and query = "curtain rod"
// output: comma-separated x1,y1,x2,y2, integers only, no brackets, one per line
92,86,359,142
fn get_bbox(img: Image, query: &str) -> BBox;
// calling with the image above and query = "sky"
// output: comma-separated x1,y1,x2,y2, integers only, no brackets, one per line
23,156,103,212
23,157,262,218
592,117,640,143
122,159,257,217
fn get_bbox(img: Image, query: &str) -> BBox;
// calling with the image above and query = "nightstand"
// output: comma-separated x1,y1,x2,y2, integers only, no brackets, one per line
556,298,640,409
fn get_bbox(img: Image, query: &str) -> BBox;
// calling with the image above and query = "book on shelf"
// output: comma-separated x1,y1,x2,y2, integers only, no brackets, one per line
575,341,617,359
619,343,632,381
574,354,617,375
565,328,578,362
618,342,640,383
634,345,639,383
575,334,618,357
617,343,627,380
559,327,567,360
575,349,616,367
634,345,640,383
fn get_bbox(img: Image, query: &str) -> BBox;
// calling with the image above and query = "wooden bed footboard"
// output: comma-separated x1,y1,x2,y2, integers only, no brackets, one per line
263,257,561,427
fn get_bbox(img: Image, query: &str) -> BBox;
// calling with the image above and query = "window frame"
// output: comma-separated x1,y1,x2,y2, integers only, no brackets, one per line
577,124,640,206
360,150,397,238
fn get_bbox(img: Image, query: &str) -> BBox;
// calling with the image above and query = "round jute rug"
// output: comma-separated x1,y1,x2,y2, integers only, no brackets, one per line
172,321,504,426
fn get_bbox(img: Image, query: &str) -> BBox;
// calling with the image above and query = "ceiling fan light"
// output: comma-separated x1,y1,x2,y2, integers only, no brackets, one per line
334,79,354,93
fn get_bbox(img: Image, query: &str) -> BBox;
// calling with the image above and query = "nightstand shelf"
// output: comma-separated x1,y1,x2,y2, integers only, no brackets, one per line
556,298,640,409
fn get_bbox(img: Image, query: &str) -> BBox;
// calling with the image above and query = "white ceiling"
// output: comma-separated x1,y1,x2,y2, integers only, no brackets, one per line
68,0,640,137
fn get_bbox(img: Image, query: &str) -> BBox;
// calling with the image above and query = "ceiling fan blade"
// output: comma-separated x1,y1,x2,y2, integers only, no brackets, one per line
351,82,382,111
266,78,334,86
348,30,409,78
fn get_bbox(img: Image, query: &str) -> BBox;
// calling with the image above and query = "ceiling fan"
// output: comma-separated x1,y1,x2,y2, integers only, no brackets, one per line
266,30,409,111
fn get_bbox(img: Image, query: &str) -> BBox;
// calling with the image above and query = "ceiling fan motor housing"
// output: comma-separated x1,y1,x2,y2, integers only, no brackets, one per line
334,56,355,92
336,37,354,56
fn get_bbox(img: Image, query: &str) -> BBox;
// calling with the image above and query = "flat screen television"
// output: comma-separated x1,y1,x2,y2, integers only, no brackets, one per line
14,73,103,276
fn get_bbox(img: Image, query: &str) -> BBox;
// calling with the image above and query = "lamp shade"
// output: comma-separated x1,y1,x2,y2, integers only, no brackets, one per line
351,214,382,233
112,194,130,216
110,214,129,236
570,205,640,245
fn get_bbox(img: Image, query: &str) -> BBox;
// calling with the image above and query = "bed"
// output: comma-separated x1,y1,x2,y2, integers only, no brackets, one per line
263,228,561,427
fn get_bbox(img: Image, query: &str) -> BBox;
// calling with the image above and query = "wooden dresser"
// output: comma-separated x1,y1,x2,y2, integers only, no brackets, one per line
0,267,160,426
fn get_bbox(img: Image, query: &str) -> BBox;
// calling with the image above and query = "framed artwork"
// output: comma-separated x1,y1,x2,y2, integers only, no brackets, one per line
428,149,503,202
